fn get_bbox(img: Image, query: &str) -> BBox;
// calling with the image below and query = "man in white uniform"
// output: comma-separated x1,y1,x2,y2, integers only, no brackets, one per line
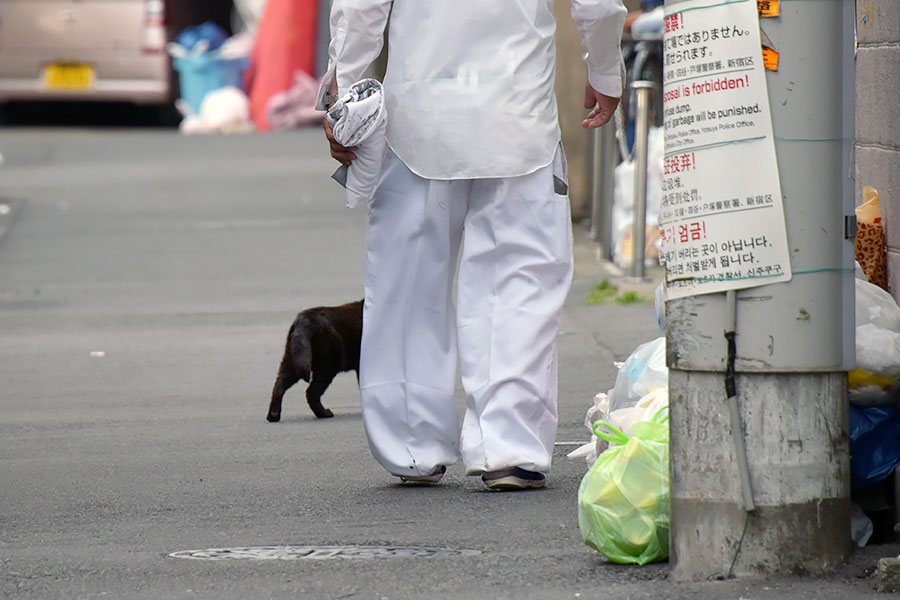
322,0,626,490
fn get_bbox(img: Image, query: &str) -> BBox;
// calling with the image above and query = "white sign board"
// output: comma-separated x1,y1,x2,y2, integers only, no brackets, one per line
660,0,791,299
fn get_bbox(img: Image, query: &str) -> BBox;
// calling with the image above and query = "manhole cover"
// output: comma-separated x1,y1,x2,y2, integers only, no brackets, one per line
169,545,481,560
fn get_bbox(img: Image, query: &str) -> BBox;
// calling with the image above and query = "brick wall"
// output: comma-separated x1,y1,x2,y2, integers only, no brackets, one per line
855,0,900,299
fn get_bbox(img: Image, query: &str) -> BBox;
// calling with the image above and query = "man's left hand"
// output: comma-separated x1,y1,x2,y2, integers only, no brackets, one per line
324,119,358,166
323,80,358,166
582,84,620,129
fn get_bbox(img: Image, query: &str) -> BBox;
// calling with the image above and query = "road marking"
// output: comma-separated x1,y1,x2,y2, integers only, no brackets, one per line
168,545,481,560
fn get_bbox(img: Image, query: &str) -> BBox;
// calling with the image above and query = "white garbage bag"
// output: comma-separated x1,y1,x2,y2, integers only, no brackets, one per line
856,276,900,333
178,86,252,134
607,387,669,437
609,336,668,413
567,392,610,465
855,277,900,382
568,387,669,467
611,126,664,269
850,502,874,547
569,337,669,467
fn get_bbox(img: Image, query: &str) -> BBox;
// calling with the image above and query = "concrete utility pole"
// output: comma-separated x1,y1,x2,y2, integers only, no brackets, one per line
665,0,856,579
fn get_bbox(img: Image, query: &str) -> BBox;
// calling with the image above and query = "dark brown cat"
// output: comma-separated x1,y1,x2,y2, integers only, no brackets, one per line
267,299,363,421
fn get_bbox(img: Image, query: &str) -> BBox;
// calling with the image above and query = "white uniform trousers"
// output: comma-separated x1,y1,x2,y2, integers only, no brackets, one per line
360,148,574,478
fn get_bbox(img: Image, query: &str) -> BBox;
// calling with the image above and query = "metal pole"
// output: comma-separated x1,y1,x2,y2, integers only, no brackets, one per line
315,0,331,78
590,122,617,260
590,127,603,241
630,81,657,280
600,122,617,260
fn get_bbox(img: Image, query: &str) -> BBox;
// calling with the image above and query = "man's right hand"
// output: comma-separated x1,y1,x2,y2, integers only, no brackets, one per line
324,119,358,166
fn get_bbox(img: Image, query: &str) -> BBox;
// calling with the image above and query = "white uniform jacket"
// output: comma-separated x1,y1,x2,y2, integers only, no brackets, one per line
318,0,627,181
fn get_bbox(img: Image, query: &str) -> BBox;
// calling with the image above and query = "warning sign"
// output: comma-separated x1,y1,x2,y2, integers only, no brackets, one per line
661,0,791,299
762,46,780,71
757,0,780,17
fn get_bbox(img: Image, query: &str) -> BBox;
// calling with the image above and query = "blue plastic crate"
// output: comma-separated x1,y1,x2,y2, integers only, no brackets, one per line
174,54,248,114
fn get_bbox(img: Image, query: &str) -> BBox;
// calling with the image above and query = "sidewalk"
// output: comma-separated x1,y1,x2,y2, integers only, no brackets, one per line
571,219,665,302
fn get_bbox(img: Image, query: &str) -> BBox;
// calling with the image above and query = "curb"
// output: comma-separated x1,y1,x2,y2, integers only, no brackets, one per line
572,222,664,302
878,556,900,593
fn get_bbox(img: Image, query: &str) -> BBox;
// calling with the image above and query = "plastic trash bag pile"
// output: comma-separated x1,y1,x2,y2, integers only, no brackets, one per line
572,335,670,565
578,409,670,565
851,267,900,488
849,259,900,546
853,273,900,392
574,264,900,557
571,280,670,565
168,22,254,134
568,335,668,468
168,0,324,134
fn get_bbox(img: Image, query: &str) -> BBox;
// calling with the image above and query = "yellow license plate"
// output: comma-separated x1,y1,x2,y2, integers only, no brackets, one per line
44,63,94,91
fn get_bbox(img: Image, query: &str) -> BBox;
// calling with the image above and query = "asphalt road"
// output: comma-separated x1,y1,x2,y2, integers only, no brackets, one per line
0,126,895,599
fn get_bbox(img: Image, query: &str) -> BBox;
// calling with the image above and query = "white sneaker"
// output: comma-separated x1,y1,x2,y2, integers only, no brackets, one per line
395,465,446,484
482,467,546,490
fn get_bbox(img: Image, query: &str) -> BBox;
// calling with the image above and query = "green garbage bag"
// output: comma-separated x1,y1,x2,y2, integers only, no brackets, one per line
577,408,669,565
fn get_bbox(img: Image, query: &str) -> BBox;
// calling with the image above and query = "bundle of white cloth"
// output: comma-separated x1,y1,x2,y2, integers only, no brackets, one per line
323,79,388,208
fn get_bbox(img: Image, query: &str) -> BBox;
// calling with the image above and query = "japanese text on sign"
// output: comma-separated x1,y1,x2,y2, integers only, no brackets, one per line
661,0,791,299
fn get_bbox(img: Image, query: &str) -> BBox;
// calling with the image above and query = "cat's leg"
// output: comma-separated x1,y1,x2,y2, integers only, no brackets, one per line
306,369,337,418
268,340,301,422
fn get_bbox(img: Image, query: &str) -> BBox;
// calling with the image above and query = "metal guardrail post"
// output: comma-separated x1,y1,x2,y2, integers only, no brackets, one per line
590,127,602,241
629,80,657,280
316,0,331,78
589,122,617,260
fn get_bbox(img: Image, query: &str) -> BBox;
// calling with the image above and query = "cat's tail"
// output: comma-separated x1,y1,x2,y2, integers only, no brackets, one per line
287,318,313,382
267,318,311,423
